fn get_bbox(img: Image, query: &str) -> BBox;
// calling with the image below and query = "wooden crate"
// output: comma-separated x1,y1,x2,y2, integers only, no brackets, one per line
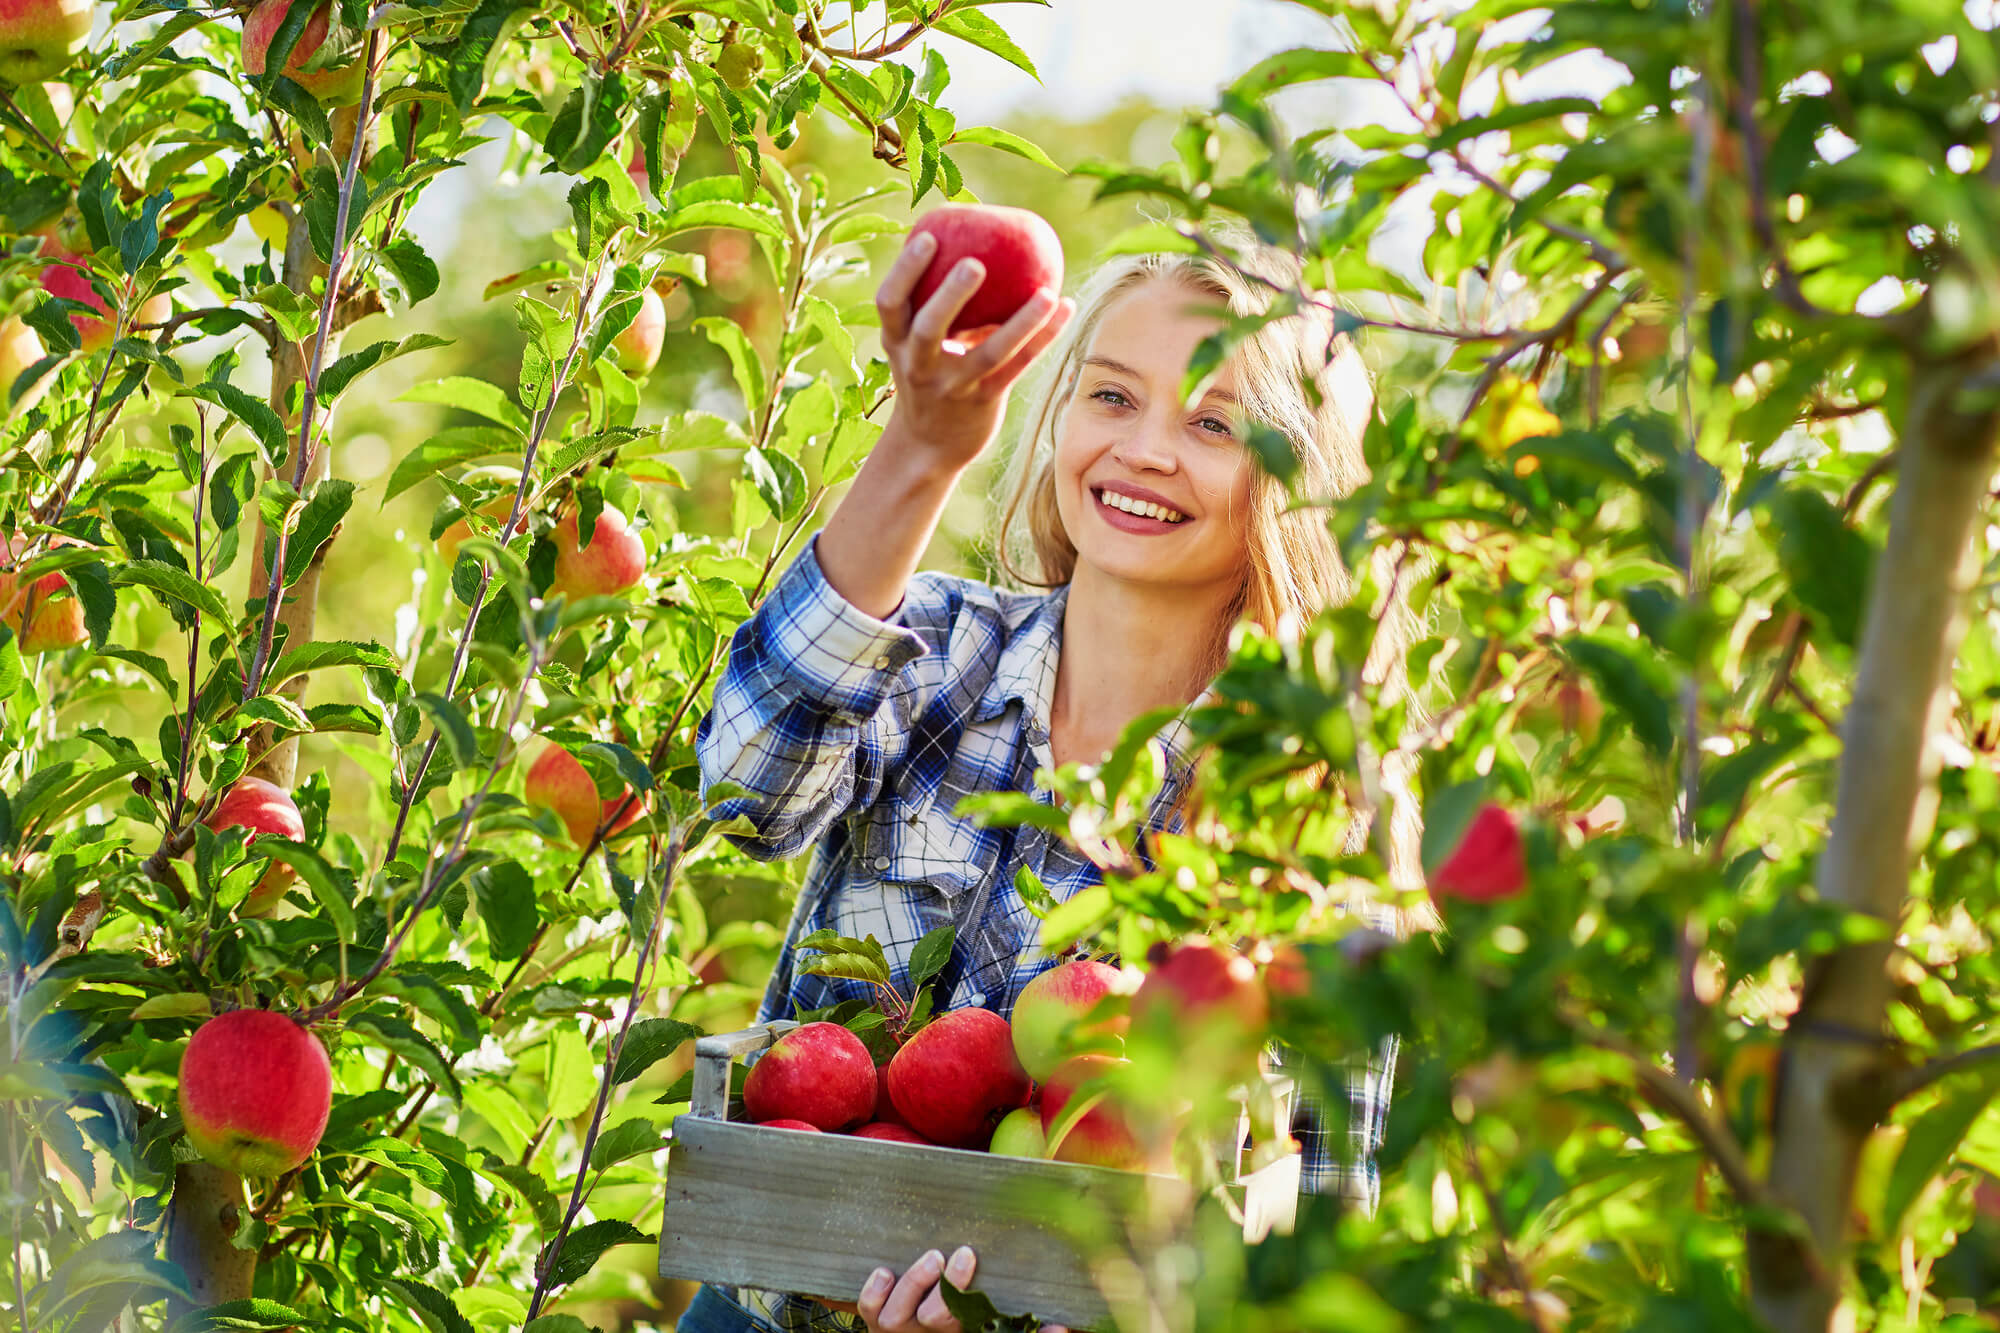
657,1022,1299,1331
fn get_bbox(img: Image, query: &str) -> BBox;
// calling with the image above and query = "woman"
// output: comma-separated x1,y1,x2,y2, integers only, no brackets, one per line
687,226,1397,1333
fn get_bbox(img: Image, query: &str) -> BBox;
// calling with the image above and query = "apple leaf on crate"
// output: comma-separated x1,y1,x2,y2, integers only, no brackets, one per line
938,1277,1042,1333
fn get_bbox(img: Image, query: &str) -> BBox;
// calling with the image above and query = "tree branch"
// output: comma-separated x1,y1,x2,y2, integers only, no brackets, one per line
1889,1042,2000,1106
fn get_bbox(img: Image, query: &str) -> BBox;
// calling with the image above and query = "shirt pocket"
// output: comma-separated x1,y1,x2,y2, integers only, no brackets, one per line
849,766,1003,902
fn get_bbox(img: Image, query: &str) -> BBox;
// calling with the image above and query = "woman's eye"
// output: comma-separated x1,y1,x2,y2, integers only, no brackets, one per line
1199,417,1235,437
1089,387,1131,408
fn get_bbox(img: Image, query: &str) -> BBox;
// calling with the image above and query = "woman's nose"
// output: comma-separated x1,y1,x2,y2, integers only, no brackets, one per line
1109,414,1180,472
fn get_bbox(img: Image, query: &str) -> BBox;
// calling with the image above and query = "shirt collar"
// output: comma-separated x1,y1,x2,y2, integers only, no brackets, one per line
974,582,1069,728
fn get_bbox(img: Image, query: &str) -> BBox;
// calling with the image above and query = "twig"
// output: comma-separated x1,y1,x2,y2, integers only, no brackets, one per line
1458,1130,1553,1333
0,88,68,165
1888,1042,2000,1105
172,414,211,827
1729,0,1829,320
241,26,387,705
809,0,954,58
523,829,685,1323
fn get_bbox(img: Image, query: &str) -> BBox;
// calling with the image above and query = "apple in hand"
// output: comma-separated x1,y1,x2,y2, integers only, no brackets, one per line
743,1022,876,1132
179,1009,332,1176
522,743,646,847
609,285,666,377
241,0,363,103
0,534,84,654
908,204,1064,335
886,1006,1032,1149
0,0,93,87
548,506,645,601
852,1122,930,1144
1040,1055,1152,1170
1010,957,1131,1082
987,1106,1046,1159
204,776,307,916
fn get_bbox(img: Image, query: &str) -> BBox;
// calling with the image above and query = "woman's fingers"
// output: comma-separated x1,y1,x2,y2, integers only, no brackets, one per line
973,297,1076,392
955,287,1061,383
875,232,939,346
906,259,987,369
871,1248,944,1331
915,1246,975,1331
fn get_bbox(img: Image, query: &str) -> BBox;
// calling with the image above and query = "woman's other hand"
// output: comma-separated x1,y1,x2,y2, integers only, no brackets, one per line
875,230,1074,469
855,1246,1069,1333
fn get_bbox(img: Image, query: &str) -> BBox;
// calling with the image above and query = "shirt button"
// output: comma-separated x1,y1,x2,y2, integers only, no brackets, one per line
967,993,985,1007
873,856,891,871
873,655,893,670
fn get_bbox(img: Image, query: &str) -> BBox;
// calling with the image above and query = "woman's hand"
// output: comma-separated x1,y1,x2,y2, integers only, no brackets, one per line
875,230,1075,470
855,1246,1069,1333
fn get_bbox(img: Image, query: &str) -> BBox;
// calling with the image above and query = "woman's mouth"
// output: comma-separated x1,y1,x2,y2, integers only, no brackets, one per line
1093,487,1187,533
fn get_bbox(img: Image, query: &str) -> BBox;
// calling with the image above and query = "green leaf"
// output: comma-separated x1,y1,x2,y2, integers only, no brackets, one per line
306,702,383,735
265,638,394,687
397,376,530,431
1882,1068,2000,1237
185,381,289,465
111,559,231,622
545,1023,598,1121
611,1017,702,1085
259,838,354,940
381,236,441,304
796,930,893,987
318,333,452,401
445,0,532,114
949,125,1060,171
276,478,355,587
933,9,1039,78
415,692,477,767
655,199,784,239
538,1219,653,1291
473,862,539,961
391,1278,477,1333
1566,636,1676,758
348,1012,463,1103
1419,778,1490,879
165,1297,315,1332
589,1116,664,1170
694,316,766,413
524,1317,593,1333
383,425,524,502
127,991,212,1021
1229,46,1375,95
938,1276,1042,1333
908,925,955,991
743,446,805,523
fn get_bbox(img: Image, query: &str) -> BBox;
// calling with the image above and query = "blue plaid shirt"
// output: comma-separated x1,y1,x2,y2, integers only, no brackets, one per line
695,537,1395,1331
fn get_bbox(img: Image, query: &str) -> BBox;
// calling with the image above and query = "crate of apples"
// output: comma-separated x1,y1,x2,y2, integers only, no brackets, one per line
657,942,1300,1331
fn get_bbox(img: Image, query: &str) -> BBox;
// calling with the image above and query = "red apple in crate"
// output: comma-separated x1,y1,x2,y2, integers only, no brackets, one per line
522,744,645,847
987,1106,1046,1160
886,1007,1031,1148
871,1063,910,1129
1010,958,1130,1082
548,505,645,600
204,776,306,917
756,1119,820,1132
908,204,1064,335
241,0,364,103
0,0,92,86
852,1122,930,1144
178,1009,332,1175
1040,1055,1150,1170
743,1022,875,1132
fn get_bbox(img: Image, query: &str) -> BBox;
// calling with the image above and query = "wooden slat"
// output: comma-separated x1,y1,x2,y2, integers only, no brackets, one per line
659,1119,1191,1330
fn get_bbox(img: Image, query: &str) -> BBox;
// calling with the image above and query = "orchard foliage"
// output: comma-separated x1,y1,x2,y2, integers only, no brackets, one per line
5,0,2000,1330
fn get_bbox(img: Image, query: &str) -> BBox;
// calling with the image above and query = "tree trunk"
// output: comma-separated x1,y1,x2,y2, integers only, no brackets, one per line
1748,336,2000,1329
165,1164,255,1313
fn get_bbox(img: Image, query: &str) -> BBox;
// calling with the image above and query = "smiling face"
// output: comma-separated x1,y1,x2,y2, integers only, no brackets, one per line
1050,279,1256,601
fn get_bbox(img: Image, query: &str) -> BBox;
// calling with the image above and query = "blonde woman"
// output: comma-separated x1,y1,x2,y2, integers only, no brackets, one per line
690,228,1397,1333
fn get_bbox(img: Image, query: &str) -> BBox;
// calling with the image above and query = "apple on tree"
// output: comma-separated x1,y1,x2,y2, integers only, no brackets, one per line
0,0,92,87
743,1022,876,1132
0,317,52,417
178,1009,332,1176
522,743,647,847
608,285,666,377
0,534,85,654
908,204,1064,336
885,1006,1031,1148
1429,803,1527,904
203,776,307,916
37,230,171,349
1131,937,1269,1077
240,0,364,103
547,505,646,601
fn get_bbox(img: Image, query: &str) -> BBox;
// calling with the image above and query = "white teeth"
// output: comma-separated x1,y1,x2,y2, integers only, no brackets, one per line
1097,489,1185,523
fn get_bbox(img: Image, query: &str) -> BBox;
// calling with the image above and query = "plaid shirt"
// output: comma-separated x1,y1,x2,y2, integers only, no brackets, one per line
695,537,1396,1332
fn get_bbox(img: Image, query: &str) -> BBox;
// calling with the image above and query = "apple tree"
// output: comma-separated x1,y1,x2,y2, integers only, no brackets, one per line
0,0,1064,1330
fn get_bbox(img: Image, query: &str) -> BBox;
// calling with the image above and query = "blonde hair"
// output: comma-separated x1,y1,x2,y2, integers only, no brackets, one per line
995,229,1374,668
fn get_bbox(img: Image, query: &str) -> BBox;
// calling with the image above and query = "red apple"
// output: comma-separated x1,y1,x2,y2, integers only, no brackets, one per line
1040,1055,1149,1170
754,1118,821,1132
0,533,84,654
434,488,519,567
743,1022,876,1132
871,1063,910,1129
987,1106,1046,1159
1431,804,1526,903
178,1009,331,1176
0,0,92,86
886,1006,1032,1149
908,204,1064,335
548,505,645,600
609,286,666,377
1261,942,1308,1000
852,1122,930,1144
241,0,363,104
1010,958,1130,1082
1132,938,1269,1066
38,233,171,350
0,317,50,417
204,776,307,917
522,743,645,847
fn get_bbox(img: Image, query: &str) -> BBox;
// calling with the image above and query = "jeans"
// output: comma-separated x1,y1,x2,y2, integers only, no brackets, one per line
677,1283,781,1333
